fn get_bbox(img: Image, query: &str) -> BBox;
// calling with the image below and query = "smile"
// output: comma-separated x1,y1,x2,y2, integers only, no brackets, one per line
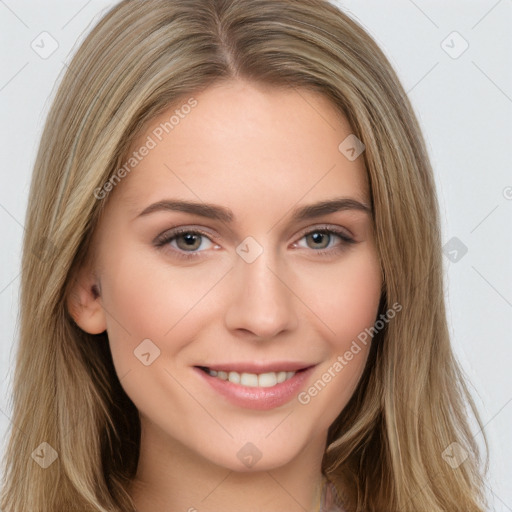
198,366,297,388
193,364,316,410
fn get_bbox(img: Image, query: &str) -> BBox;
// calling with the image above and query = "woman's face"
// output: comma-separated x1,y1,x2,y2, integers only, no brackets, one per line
81,79,382,471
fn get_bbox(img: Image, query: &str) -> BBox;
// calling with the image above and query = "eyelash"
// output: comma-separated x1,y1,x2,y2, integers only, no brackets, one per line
153,225,356,261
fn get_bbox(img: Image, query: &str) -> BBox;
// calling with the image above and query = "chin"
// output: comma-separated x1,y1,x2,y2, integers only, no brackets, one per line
194,431,313,474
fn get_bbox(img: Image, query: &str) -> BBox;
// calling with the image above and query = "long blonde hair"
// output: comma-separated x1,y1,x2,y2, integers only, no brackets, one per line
1,0,488,510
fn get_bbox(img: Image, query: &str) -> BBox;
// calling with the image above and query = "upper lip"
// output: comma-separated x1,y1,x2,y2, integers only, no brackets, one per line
195,361,316,373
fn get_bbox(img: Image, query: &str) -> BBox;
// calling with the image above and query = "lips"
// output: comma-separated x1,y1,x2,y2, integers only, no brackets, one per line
193,362,316,410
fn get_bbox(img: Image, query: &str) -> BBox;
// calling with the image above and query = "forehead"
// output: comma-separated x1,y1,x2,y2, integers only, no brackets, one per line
114,79,369,217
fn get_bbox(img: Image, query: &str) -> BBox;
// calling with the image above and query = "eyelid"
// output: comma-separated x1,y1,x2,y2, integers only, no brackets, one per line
153,225,219,246
293,223,355,243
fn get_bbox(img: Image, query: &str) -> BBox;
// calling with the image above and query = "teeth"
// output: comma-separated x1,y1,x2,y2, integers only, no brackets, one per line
206,369,297,387
228,371,240,384
258,372,277,387
240,373,258,387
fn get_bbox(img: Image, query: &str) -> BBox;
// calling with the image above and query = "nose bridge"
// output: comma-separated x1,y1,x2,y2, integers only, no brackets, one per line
224,236,298,338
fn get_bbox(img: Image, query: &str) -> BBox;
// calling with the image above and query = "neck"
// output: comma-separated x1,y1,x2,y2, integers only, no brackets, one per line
129,420,330,512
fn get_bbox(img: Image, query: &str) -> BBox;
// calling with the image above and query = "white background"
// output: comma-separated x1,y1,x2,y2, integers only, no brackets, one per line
0,1,511,509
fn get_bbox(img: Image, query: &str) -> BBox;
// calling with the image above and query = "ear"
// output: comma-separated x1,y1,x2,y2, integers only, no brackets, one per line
66,266,107,335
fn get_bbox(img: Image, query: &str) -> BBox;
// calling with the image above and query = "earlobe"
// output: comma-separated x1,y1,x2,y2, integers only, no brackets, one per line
66,272,107,335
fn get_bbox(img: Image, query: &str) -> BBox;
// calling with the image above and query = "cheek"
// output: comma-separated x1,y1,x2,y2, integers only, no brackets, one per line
98,246,232,371
300,246,382,347
294,248,381,414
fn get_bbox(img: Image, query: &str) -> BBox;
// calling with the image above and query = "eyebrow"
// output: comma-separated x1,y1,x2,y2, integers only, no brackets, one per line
135,197,372,223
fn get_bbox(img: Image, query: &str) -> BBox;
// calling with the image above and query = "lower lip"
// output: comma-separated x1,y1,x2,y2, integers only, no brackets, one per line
193,366,316,410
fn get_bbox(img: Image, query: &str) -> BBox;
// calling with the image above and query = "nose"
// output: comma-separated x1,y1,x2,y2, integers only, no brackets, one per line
223,245,299,340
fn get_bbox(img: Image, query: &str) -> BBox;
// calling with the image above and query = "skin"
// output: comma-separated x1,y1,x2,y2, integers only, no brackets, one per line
68,79,383,512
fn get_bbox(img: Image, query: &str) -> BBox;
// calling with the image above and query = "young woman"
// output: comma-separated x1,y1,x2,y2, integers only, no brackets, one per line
1,0,488,511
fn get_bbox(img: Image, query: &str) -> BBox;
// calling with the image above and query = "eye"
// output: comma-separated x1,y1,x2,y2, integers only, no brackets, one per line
154,227,217,259
294,226,356,255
